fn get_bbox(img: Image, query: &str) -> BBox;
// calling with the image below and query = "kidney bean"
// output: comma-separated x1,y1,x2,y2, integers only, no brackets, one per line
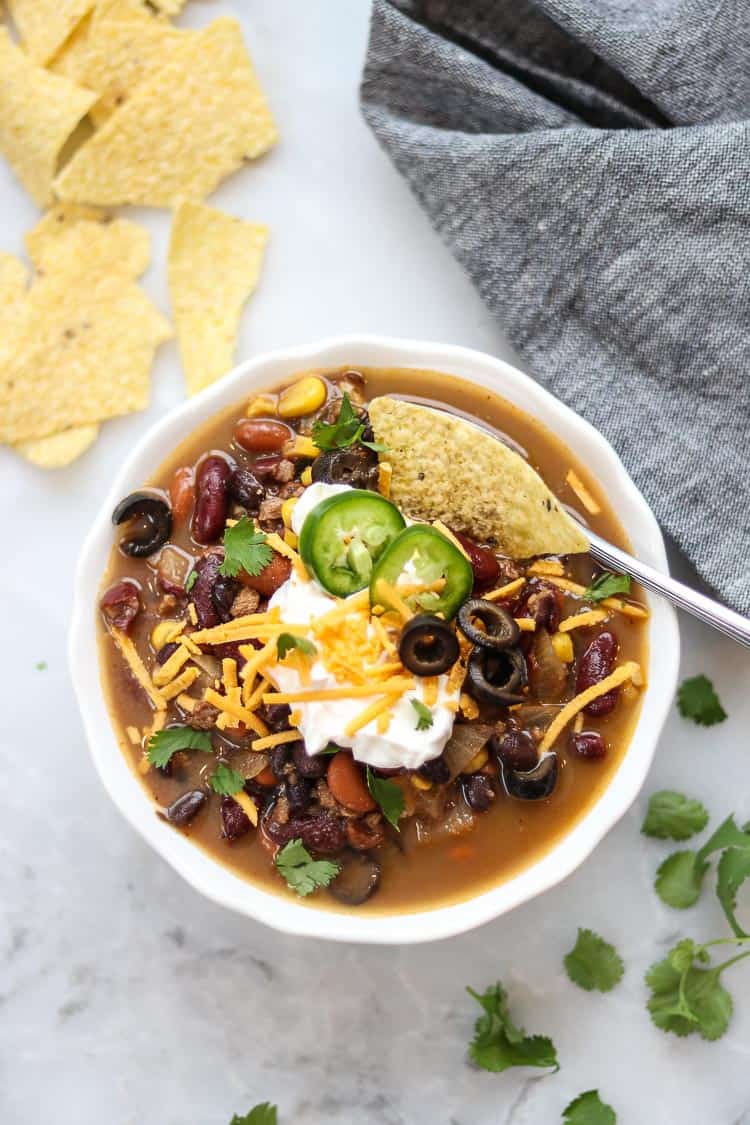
327,752,376,813
577,631,620,716
191,553,222,628
211,574,240,623
250,454,283,481
235,418,292,453
221,796,252,840
169,467,194,523
491,729,538,773
417,755,450,784
100,580,140,632
267,813,346,854
292,741,327,779
454,531,501,591
228,467,264,513
166,790,206,826
192,456,230,544
156,641,180,665
240,553,291,597
461,774,495,812
570,731,607,759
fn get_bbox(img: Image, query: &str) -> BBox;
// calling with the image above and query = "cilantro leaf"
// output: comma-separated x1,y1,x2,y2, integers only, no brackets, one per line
366,766,405,830
467,982,559,1074
564,928,624,992
35,660,47,671
229,1104,277,1125
562,1090,616,1125
717,847,750,938
220,517,273,579
311,393,364,451
185,569,197,593
147,726,212,769
410,698,433,731
582,571,631,603
642,790,709,841
274,838,340,897
677,674,727,726
655,850,705,909
277,633,317,661
209,763,246,797
645,937,750,1041
362,439,390,453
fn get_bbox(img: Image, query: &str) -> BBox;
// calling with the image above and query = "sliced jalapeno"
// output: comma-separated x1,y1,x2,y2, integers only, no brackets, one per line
299,489,405,597
369,525,473,620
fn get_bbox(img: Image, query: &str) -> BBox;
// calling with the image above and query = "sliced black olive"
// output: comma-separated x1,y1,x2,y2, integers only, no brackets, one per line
329,849,381,906
466,645,527,705
112,490,172,558
399,614,460,677
457,598,520,650
500,751,558,800
311,445,379,489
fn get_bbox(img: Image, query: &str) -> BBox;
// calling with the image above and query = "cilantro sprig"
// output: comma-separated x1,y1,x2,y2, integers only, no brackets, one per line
366,766,405,830
564,929,624,993
229,1104,277,1125
208,763,246,797
220,517,273,579
467,982,559,1074
147,726,212,769
677,674,727,726
274,839,340,897
410,698,433,731
277,633,317,661
646,936,750,1041
311,393,386,453
641,790,709,841
582,571,630,603
562,1090,617,1125
654,814,750,911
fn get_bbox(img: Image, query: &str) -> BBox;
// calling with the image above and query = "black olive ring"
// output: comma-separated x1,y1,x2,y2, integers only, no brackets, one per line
466,645,527,705
457,598,520,650
500,752,559,801
112,490,172,558
398,614,459,677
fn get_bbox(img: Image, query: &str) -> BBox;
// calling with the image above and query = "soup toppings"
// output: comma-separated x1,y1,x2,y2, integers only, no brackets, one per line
99,370,648,909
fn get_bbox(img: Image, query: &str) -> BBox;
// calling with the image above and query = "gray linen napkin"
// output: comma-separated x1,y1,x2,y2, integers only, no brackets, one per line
361,0,750,615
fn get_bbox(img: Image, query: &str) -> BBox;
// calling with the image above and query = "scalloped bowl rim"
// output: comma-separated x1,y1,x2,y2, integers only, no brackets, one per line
70,335,679,944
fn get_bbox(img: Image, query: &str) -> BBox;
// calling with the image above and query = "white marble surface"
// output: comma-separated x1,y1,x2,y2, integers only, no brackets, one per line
2,3,750,1122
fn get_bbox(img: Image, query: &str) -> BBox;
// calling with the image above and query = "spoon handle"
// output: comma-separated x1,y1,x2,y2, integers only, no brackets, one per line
586,530,750,649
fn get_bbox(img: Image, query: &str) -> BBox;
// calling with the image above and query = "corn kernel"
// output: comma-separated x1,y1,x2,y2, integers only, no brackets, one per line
551,632,574,663
300,466,313,486
150,620,182,651
284,529,298,549
465,747,488,773
378,461,392,498
245,393,277,418
411,774,432,791
281,497,298,528
284,435,320,460
460,692,480,720
278,376,327,418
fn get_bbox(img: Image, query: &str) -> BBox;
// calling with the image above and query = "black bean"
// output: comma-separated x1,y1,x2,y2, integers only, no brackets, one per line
292,741,327,778
228,467,265,512
166,789,207,826
221,796,252,840
286,778,312,815
258,703,292,732
417,755,450,784
211,574,241,622
461,774,495,812
156,641,180,665
269,745,290,778
491,729,538,773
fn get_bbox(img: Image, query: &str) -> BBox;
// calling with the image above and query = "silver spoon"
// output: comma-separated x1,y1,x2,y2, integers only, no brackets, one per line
585,528,750,649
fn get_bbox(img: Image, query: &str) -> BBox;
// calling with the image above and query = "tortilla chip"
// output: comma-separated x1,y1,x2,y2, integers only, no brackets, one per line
0,30,96,207
143,0,185,14
16,426,99,467
368,397,589,559
54,17,279,207
26,209,151,280
168,201,268,396
0,253,30,365
79,15,190,125
7,0,95,63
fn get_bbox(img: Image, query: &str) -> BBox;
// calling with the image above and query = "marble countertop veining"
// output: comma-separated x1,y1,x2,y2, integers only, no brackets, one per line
2,3,750,1123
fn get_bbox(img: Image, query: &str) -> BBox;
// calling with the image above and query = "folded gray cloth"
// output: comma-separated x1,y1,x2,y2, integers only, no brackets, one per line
361,0,750,615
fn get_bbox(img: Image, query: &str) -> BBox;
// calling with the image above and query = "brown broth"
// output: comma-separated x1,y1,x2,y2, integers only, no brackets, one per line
99,367,648,915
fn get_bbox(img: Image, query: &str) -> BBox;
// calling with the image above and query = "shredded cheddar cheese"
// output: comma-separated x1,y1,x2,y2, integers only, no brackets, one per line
422,676,439,707
263,678,414,704
233,790,259,827
527,559,565,577
344,695,396,737
187,603,198,625
372,578,413,623
515,617,537,632
431,519,469,558
111,629,167,709
203,687,269,736
484,577,525,602
459,692,479,720
566,469,601,515
152,643,190,687
252,728,303,751
176,692,197,713
546,577,649,619
265,531,307,580
161,666,200,700
558,609,608,633
539,661,643,752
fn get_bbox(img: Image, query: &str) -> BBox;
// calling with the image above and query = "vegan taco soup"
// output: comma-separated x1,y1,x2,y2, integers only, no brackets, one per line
98,368,648,913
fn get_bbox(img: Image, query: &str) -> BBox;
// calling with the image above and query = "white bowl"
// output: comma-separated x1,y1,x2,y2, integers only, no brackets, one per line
70,335,679,944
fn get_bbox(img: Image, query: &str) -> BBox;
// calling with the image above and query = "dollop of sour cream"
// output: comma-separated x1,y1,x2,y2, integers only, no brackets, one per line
265,482,460,771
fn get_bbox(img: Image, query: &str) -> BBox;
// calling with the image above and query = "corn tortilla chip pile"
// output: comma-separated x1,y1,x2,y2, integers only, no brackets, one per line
368,397,589,558
168,201,269,397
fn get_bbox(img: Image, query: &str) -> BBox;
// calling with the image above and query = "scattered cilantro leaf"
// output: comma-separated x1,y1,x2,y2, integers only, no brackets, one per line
229,1104,277,1125
147,726,212,769
209,763,246,797
582,571,631,603
564,928,624,992
274,838,340,897
35,660,47,671
646,936,750,1041
277,633,317,661
677,674,727,726
642,790,709,841
366,766,405,830
717,847,750,938
411,698,434,731
220,517,273,579
467,982,559,1074
185,569,197,593
654,815,750,910
311,393,364,451
562,1090,616,1125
